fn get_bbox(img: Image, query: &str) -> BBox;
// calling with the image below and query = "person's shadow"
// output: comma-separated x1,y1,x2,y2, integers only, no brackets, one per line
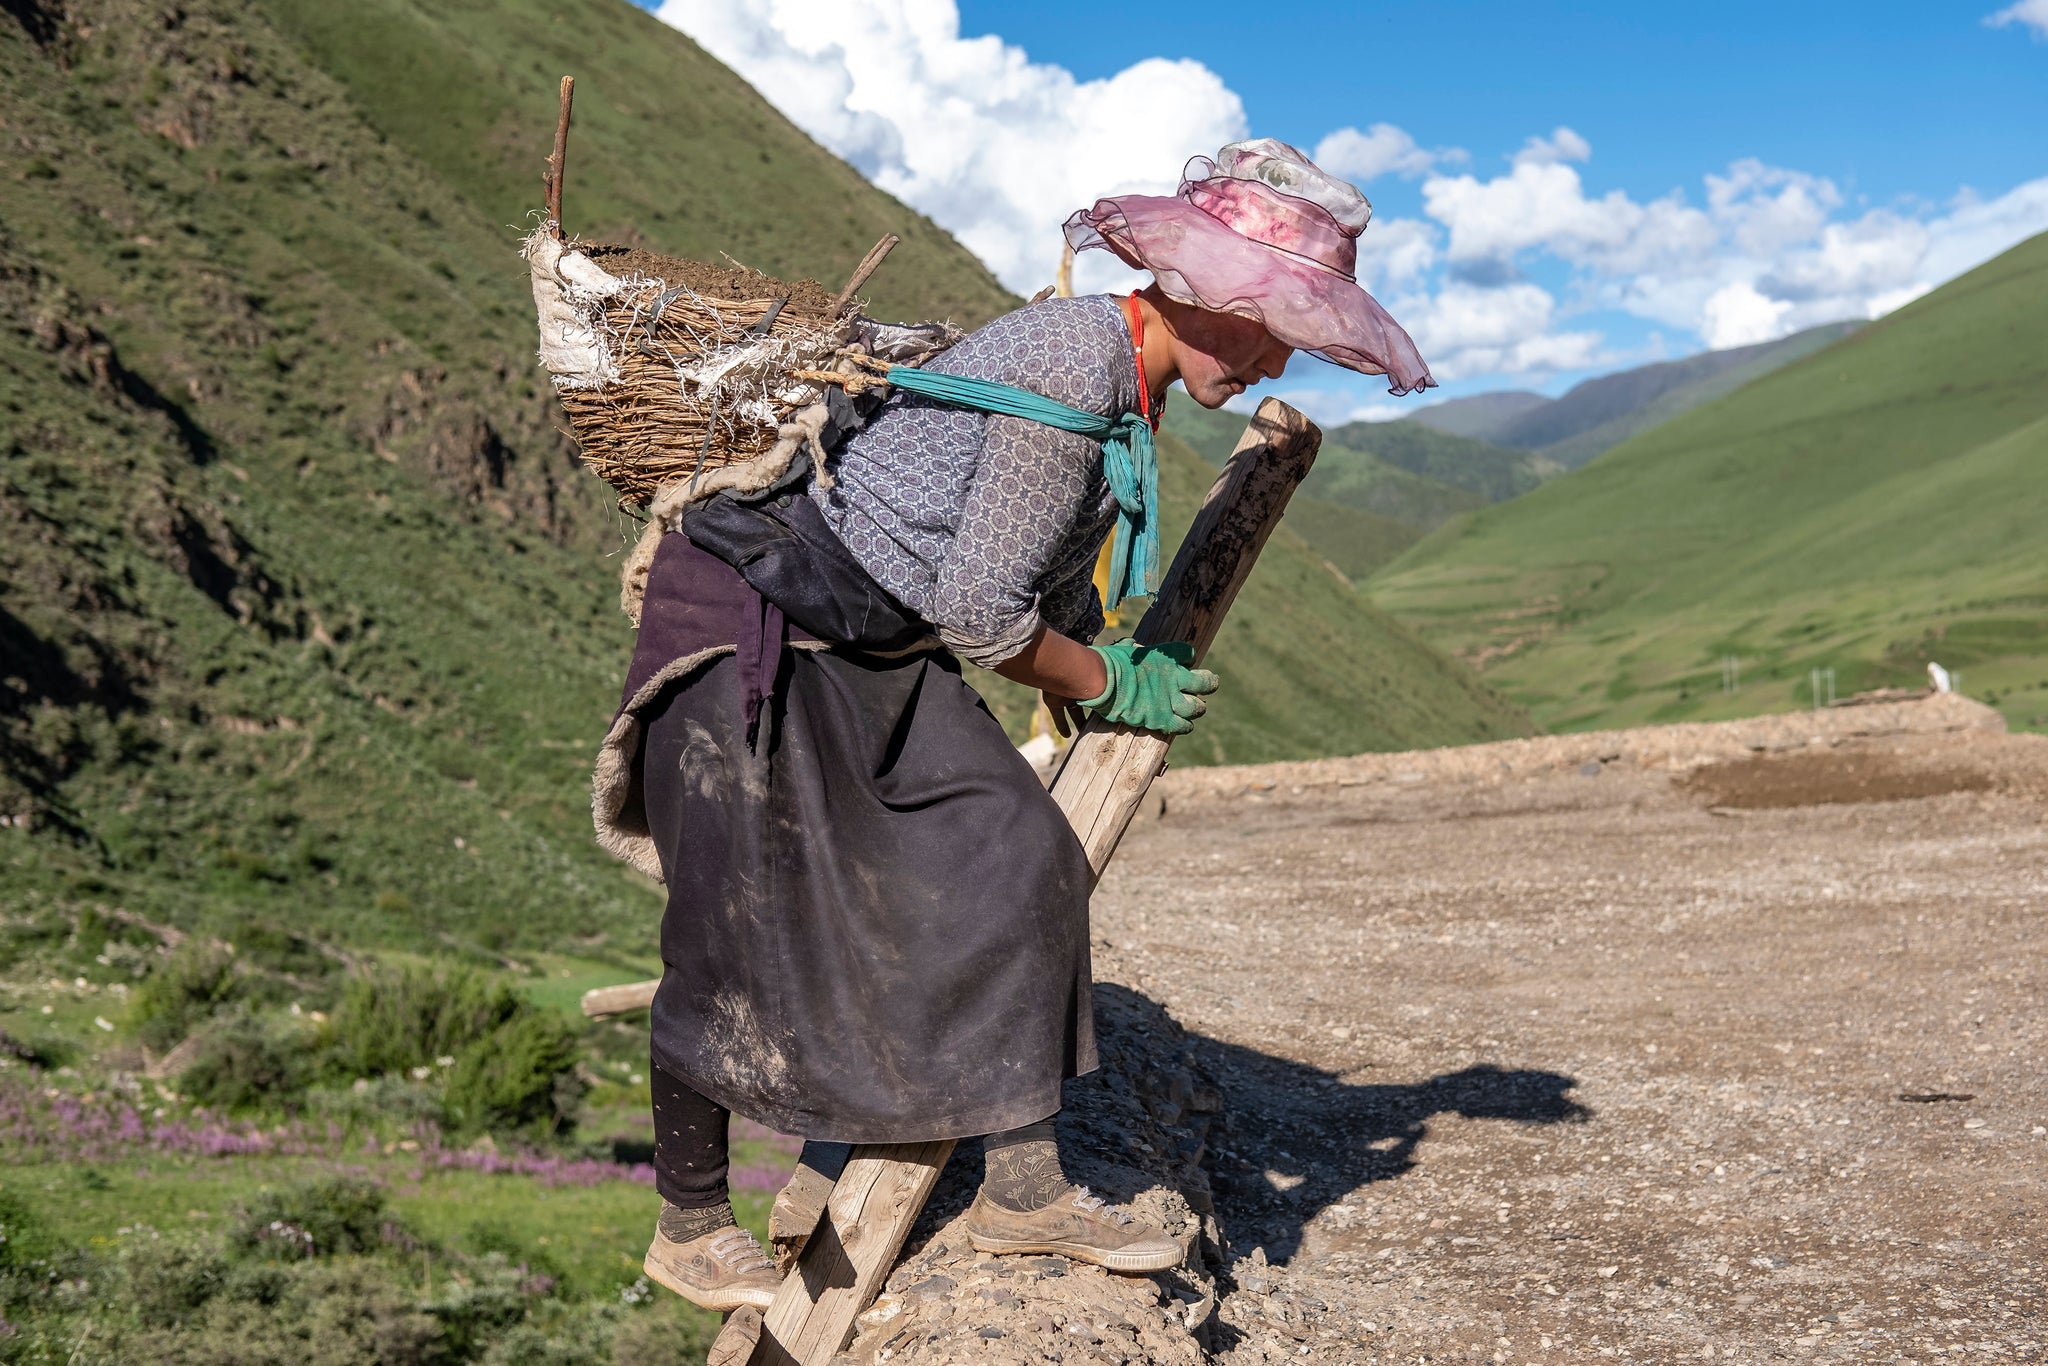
903,983,1591,1269
1090,984,1589,1264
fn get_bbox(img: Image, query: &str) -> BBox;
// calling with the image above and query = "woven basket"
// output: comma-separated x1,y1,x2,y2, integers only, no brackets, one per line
524,232,853,506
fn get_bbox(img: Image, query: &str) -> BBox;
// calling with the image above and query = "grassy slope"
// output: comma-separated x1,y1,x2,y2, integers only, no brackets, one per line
3,0,1524,980
1519,321,1862,469
1164,394,1493,530
1155,396,1423,578
1406,390,1550,442
251,0,1014,328
1150,430,1528,763
1369,231,2048,733
1324,417,1553,503
0,0,1013,971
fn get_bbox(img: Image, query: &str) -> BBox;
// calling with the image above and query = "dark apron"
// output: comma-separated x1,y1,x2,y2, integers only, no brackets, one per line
624,495,1096,1143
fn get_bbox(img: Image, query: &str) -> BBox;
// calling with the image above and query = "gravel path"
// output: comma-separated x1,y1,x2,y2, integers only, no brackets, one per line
1083,700,2047,1364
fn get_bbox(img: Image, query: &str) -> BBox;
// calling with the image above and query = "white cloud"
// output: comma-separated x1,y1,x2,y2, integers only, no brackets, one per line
1352,217,1439,290
1418,130,2048,358
1515,126,1592,166
653,0,1245,293
1699,282,1792,349
654,3,2048,389
1311,123,1451,183
1393,281,1605,381
1420,132,1716,272
1986,0,2048,38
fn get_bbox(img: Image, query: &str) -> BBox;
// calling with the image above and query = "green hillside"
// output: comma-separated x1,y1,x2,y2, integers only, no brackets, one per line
1154,397,1424,578
1369,231,2048,734
1324,417,1555,502
1117,431,1528,765
1400,324,1861,470
1,0,1528,962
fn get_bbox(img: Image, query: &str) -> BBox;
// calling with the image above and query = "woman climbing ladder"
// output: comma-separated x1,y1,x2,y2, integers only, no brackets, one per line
595,139,1435,1312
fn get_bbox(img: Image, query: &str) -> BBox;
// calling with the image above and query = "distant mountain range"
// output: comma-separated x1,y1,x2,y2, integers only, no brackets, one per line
1408,322,1863,468
1169,323,1865,583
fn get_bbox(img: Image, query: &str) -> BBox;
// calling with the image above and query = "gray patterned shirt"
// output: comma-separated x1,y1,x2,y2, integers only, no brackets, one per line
810,294,1140,668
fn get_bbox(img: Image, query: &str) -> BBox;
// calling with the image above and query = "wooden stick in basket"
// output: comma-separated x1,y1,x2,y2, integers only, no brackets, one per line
546,75,575,240
831,234,900,317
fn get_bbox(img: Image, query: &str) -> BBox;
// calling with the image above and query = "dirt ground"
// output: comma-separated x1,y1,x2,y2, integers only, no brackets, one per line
1078,698,2048,1364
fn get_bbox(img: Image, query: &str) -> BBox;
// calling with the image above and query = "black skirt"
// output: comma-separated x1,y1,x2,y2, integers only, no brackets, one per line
630,538,1096,1143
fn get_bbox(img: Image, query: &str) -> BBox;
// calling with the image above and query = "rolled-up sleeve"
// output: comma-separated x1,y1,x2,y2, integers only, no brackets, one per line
927,413,1103,668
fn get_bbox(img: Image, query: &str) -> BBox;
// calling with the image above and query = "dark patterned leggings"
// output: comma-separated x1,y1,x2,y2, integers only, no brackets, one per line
650,1064,1064,1212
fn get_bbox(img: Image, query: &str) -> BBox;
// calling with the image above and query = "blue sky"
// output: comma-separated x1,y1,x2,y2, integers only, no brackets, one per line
650,0,2048,420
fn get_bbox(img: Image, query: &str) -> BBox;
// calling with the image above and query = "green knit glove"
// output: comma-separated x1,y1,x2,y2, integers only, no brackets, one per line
1081,640,1219,736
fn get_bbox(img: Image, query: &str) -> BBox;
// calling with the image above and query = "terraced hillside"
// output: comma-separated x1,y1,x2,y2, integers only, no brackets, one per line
1370,231,2048,733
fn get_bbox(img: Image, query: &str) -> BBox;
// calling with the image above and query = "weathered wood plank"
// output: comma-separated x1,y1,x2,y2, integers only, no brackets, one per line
1050,397,1322,880
754,1140,955,1366
580,979,659,1019
750,399,1321,1363
769,1141,854,1272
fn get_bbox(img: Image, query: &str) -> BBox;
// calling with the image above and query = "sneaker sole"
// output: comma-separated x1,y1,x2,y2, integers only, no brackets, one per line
963,1229,1184,1274
643,1243,780,1312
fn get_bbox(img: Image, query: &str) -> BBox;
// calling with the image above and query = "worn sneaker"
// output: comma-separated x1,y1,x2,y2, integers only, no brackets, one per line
963,1185,1184,1274
644,1220,781,1311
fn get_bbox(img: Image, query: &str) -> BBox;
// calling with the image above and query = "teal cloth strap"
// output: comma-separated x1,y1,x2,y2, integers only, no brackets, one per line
881,366,1159,611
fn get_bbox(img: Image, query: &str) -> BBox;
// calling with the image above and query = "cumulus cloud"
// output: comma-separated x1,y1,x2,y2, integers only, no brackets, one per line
653,0,1244,293
1986,0,2048,38
655,2,2048,388
1418,133,2048,361
1311,123,1452,183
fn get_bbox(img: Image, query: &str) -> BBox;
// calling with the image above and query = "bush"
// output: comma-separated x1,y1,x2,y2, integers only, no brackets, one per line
232,1175,395,1261
120,1258,446,1366
326,963,585,1137
116,1235,228,1328
327,963,520,1080
179,1008,306,1110
444,1011,583,1136
0,1190,48,1272
129,943,241,1053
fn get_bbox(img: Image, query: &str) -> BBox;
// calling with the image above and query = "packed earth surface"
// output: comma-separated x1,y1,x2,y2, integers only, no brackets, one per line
850,695,2046,1364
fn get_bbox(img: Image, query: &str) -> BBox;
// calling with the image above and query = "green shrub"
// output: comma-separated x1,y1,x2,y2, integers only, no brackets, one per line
116,1235,228,1328
129,943,241,1052
0,1189,48,1272
444,1011,583,1136
427,1252,537,1360
327,963,522,1080
326,963,585,1137
610,1299,721,1366
180,1008,308,1110
122,1259,446,1366
232,1175,395,1261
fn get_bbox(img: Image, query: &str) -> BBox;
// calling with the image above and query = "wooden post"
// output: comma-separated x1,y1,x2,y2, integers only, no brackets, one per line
747,398,1322,1363
546,75,575,240
831,234,901,318
1050,398,1321,882
580,980,657,1019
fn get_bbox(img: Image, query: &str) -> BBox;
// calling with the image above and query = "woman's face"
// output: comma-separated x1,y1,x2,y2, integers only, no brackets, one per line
1168,306,1294,408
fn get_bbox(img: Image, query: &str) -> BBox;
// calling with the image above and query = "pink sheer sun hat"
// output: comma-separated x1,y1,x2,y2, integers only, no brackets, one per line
1064,138,1435,394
